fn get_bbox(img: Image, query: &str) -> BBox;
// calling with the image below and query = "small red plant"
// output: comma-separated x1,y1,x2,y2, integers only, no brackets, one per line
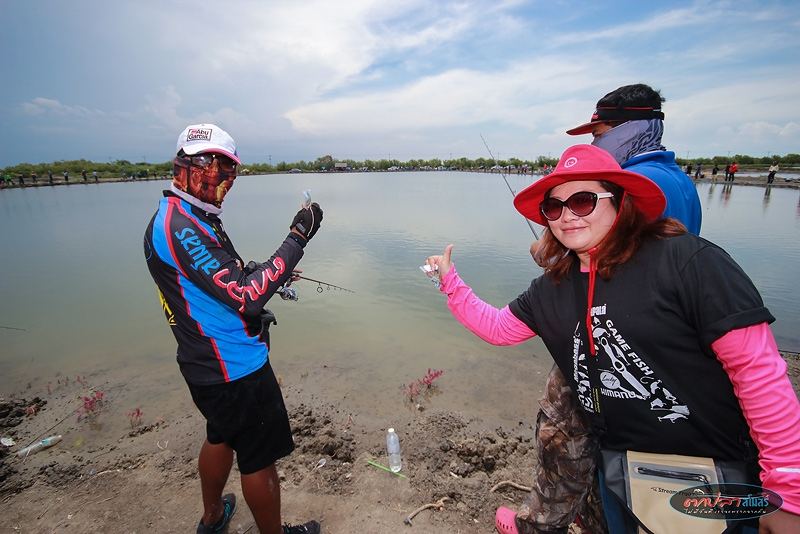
77,390,106,422
403,369,445,403
404,381,421,402
127,407,143,429
419,368,445,388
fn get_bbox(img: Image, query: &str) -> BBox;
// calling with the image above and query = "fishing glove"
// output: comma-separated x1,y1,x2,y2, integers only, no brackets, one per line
290,202,323,241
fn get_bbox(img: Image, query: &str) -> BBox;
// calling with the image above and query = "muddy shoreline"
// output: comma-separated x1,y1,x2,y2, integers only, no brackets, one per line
1,377,543,533
3,352,798,532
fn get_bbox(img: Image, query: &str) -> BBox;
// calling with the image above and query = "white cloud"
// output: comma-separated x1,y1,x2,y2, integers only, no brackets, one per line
550,4,719,46
284,55,623,136
736,121,800,139
21,98,104,118
158,0,496,96
665,78,800,155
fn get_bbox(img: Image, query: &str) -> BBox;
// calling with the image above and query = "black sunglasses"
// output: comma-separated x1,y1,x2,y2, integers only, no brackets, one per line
179,153,237,173
540,191,614,221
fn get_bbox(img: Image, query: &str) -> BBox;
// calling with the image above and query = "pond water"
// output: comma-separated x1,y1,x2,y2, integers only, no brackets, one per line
1,174,798,427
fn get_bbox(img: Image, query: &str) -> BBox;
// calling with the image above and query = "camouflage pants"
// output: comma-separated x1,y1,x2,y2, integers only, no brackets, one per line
515,364,606,534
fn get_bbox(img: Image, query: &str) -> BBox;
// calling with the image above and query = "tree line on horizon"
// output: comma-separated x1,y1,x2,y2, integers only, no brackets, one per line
3,152,799,178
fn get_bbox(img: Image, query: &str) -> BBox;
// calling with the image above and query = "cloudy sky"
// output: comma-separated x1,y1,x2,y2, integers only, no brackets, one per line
2,0,798,166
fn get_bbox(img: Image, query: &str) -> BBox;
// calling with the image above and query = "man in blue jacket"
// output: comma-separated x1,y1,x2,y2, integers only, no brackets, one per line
144,124,322,534
529,84,701,267
566,83,701,234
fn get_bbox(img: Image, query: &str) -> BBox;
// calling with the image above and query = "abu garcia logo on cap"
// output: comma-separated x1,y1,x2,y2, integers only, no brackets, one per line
186,128,212,142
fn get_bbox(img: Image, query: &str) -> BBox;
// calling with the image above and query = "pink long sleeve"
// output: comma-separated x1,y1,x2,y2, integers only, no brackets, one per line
711,323,800,514
439,265,535,345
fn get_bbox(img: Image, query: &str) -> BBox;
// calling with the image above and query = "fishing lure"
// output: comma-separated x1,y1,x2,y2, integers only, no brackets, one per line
420,264,441,289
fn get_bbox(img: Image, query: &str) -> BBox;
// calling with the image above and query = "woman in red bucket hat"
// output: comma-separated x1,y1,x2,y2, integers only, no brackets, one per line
425,144,800,534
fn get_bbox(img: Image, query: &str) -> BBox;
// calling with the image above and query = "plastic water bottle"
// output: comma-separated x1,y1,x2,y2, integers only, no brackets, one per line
386,428,402,473
16,435,62,458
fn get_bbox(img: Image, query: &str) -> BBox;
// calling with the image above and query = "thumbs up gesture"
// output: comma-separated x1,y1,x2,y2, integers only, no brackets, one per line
425,244,455,283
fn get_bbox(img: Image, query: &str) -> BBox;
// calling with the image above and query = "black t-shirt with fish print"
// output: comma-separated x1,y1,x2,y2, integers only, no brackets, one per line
509,233,773,461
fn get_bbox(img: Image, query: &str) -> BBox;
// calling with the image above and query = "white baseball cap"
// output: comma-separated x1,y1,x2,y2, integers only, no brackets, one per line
176,123,241,164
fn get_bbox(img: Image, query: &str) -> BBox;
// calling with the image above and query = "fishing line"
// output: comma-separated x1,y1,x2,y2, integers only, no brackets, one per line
0,325,27,331
480,134,540,240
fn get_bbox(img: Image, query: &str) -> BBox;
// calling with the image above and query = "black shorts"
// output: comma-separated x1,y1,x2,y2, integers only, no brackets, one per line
187,362,294,474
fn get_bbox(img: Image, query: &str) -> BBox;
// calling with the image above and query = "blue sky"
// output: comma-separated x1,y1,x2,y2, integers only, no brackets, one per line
2,0,798,166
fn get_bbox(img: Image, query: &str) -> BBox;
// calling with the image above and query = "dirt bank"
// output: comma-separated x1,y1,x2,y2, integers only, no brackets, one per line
3,353,798,533
2,380,540,533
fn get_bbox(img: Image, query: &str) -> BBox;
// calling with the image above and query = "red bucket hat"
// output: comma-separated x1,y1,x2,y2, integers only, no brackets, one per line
513,144,665,226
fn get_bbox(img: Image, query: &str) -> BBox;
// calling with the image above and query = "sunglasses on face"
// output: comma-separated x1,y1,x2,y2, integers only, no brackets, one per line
540,191,615,221
181,153,237,173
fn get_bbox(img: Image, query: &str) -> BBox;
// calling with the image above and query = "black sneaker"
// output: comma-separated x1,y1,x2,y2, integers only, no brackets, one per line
197,493,237,533
283,520,321,534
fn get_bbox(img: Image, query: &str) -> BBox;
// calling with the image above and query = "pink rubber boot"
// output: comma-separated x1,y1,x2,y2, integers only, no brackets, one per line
495,506,520,534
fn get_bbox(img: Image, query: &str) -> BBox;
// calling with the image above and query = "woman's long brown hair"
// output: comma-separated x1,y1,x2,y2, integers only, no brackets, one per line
536,181,687,282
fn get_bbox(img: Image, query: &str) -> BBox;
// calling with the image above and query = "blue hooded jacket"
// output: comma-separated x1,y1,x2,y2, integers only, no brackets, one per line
623,151,702,235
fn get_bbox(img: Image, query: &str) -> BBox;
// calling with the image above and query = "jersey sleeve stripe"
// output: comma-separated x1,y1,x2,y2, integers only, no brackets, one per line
175,198,220,246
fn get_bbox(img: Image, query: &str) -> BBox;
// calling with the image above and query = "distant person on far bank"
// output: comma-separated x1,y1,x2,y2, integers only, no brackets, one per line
729,161,739,182
712,164,719,180
694,162,702,180
768,162,779,184
48,170,54,184
93,170,98,182
81,169,87,182
725,163,731,181
63,170,69,183
143,123,323,534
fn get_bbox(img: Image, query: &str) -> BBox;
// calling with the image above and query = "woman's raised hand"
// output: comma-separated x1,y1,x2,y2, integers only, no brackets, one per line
426,244,454,282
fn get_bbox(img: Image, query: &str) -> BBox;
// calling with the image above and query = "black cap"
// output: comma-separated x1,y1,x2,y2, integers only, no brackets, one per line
566,84,665,135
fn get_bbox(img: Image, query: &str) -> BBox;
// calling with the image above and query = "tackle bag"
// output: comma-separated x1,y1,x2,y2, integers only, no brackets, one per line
600,449,755,534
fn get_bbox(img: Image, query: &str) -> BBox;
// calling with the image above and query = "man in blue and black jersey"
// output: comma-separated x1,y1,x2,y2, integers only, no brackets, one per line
144,123,323,534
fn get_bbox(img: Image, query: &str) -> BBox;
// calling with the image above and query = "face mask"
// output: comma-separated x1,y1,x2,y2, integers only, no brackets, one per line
591,119,665,164
173,156,236,207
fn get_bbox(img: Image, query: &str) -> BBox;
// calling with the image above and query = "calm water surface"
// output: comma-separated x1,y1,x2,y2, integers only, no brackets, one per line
1,175,798,428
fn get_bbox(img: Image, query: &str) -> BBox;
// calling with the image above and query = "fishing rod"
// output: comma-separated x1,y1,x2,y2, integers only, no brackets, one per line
480,133,540,240
296,275,356,294
0,325,27,331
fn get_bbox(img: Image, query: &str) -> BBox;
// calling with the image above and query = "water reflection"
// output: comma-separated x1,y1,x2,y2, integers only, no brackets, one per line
721,183,733,206
763,185,772,211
